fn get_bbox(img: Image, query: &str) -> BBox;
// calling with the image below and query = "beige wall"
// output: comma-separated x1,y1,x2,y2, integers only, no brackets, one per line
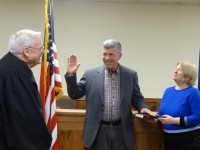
0,0,200,98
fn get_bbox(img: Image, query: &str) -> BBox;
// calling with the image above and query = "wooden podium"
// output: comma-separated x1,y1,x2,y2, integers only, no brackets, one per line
56,109,164,150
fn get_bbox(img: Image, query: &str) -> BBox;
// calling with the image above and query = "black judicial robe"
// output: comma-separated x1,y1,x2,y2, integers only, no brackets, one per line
0,52,52,150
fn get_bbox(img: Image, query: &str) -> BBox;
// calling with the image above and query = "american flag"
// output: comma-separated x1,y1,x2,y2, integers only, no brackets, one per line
40,0,63,149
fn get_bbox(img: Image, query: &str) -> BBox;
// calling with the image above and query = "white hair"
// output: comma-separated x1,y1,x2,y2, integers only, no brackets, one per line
8,29,41,53
103,39,122,52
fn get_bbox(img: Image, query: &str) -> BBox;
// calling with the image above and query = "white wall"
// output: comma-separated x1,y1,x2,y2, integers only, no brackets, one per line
1,0,200,98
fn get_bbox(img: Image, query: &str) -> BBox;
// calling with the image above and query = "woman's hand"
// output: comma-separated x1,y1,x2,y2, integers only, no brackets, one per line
157,115,180,125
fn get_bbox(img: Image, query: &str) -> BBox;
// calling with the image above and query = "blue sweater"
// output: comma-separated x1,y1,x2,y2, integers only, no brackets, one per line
158,86,200,131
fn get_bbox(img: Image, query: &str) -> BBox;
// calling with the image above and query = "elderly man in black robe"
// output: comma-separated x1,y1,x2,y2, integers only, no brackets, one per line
0,29,52,150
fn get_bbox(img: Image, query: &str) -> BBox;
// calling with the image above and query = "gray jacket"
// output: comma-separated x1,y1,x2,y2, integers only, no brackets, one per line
65,64,148,148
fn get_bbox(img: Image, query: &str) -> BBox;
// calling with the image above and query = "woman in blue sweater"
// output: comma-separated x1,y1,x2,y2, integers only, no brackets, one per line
158,61,200,150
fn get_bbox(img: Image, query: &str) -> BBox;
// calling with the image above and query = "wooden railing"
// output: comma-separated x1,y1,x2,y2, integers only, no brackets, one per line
56,96,161,111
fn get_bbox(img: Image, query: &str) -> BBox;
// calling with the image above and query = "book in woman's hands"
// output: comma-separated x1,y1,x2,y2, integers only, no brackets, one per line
135,113,159,119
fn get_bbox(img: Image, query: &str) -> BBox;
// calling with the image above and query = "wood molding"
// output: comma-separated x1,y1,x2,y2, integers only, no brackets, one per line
57,96,161,111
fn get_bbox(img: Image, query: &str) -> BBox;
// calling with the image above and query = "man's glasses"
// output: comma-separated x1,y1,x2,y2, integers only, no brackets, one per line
28,46,44,51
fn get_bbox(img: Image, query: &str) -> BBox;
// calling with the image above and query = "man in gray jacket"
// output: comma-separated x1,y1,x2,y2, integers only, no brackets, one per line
65,39,154,150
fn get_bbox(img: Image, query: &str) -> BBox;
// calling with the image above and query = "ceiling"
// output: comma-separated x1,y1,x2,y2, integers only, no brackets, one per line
67,0,200,5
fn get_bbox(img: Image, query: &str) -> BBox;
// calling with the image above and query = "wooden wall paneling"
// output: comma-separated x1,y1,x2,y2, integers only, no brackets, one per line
56,109,164,150
133,117,164,150
57,109,85,150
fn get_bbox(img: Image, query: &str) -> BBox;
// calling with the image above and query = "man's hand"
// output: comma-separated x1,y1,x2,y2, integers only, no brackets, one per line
141,108,157,116
67,54,80,74
140,108,158,123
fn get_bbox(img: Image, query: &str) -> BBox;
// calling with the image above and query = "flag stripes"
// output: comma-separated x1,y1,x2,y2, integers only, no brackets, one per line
40,0,63,149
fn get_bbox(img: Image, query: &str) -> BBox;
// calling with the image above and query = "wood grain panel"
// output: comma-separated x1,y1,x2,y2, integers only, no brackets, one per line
56,109,164,150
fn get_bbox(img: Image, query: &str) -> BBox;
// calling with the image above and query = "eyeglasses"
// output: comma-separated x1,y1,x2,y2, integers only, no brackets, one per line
28,46,44,51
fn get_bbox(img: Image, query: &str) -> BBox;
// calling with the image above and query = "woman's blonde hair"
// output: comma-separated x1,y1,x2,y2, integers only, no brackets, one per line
177,61,197,86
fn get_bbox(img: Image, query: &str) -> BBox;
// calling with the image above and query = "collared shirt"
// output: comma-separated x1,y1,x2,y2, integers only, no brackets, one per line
102,68,120,122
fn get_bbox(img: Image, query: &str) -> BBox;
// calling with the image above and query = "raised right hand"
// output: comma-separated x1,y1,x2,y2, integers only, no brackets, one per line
67,54,80,74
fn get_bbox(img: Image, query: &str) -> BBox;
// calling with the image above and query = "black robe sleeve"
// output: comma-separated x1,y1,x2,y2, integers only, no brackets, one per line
0,70,52,150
